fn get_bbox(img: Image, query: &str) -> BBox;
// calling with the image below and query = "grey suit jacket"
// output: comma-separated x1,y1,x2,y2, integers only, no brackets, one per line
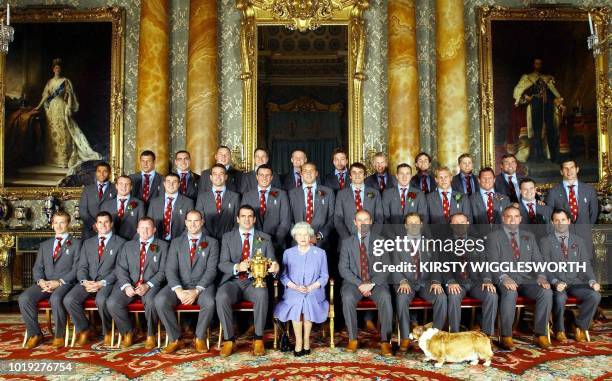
545,181,598,224
382,186,428,224
241,187,291,247
195,189,240,241
539,233,595,285
451,173,480,195
365,172,398,193
218,229,276,285
441,236,490,286
469,191,510,224
485,228,543,285
165,233,219,290
494,173,520,203
239,171,281,194
425,190,472,224
77,234,126,286
101,197,146,240
518,200,553,240
334,186,383,240
288,185,335,243
323,171,351,193
147,193,194,241
198,167,242,193
173,171,200,200
338,234,389,287
33,235,82,285
115,238,168,288
391,235,442,287
129,172,163,205
79,182,117,239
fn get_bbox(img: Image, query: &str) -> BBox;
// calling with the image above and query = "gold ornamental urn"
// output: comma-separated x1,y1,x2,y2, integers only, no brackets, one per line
249,248,272,288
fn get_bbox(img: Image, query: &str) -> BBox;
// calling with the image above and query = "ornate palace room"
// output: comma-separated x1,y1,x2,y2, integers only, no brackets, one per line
0,0,610,380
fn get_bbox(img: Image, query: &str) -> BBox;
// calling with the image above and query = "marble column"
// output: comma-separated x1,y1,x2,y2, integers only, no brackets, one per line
186,0,218,172
388,0,420,169
435,0,469,170
136,0,170,173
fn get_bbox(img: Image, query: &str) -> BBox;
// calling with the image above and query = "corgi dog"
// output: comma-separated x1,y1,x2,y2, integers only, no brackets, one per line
409,325,493,368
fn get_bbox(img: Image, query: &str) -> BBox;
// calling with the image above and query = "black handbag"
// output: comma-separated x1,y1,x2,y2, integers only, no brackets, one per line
274,318,291,352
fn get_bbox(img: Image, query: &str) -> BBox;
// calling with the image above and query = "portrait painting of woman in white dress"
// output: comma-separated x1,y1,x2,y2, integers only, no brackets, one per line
33,58,101,174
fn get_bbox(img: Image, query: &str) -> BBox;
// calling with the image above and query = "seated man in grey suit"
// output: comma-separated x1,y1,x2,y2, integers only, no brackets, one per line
444,213,497,338
195,164,240,242
240,164,291,252
288,162,335,250
451,153,479,196
216,205,279,357
64,211,126,346
382,163,427,225
392,212,447,353
198,146,242,193
129,150,163,207
364,152,397,193
540,209,601,343
173,150,200,201
469,167,510,237
239,148,281,194
339,209,393,356
155,210,219,354
79,162,116,239
486,205,552,350
101,175,146,240
19,211,82,349
334,162,383,241
107,217,168,349
518,178,552,241
425,166,471,224
323,148,351,193
545,159,598,259
147,173,194,241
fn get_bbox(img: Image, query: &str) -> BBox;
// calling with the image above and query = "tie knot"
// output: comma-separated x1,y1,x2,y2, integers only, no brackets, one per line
140,241,147,247
56,237,63,242
144,174,150,179
100,236,106,242
560,235,567,242
510,232,517,237
216,190,222,195
528,202,534,207
355,188,361,192
401,187,406,192
569,184,575,189
260,190,266,195
191,238,198,244
243,232,250,238
487,192,492,196
508,175,513,181
379,175,384,179
120,198,126,203
167,197,174,202
181,172,187,178
307,186,312,191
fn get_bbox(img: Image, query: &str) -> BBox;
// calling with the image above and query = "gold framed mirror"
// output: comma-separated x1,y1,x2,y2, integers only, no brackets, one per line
478,6,610,188
236,0,369,170
0,6,125,199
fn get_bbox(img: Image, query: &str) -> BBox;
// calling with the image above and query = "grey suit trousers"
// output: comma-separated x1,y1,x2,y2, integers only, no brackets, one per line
106,285,160,336
342,283,393,341
64,284,114,334
446,283,498,336
553,285,601,332
18,283,73,338
154,285,216,342
499,284,552,337
395,283,447,337
216,278,268,340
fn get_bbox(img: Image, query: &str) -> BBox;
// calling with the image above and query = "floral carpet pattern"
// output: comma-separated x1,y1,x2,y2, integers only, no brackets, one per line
0,314,610,380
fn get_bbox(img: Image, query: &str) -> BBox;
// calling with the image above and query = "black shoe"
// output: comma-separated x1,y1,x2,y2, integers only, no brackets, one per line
302,348,311,355
294,350,304,357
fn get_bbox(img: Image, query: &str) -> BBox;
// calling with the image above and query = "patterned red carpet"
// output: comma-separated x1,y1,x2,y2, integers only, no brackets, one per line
0,315,610,380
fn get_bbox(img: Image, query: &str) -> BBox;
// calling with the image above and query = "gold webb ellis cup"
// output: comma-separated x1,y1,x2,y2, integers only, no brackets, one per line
249,248,272,288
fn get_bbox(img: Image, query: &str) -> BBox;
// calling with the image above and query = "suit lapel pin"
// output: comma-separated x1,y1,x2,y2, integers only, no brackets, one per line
584,197,587,203
274,199,277,205
66,249,70,255
130,211,134,216
109,193,113,198
179,209,183,215
322,199,325,205
153,256,157,263
110,249,113,256
228,203,231,208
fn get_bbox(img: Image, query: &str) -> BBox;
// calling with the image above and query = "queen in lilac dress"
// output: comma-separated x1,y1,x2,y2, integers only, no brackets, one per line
274,222,329,355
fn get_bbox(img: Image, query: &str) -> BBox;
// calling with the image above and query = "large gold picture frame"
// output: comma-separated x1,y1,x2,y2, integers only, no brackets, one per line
236,0,369,170
0,6,125,200
478,5,610,188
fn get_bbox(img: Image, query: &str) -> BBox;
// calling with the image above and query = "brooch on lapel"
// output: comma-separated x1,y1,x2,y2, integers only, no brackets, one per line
109,193,114,198
153,256,157,262
228,203,232,208
179,209,183,215
583,197,587,203
110,249,114,256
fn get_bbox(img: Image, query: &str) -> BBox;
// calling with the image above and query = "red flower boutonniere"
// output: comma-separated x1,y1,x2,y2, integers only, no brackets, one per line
367,192,375,199
198,241,208,253
521,235,529,241
407,192,417,200
317,190,326,197
149,243,158,252
270,191,279,198
127,201,138,211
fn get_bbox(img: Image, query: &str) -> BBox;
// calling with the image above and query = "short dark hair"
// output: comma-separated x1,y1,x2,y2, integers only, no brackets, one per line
254,147,269,156
52,210,71,224
478,167,495,178
237,204,257,217
217,145,231,154
95,162,111,172
138,216,155,226
502,204,521,216
185,209,203,220
403,212,422,224
96,211,113,222
457,153,472,164
164,173,180,182
519,177,536,188
415,152,432,162
449,213,469,223
349,162,367,173
559,158,579,169
501,153,517,162
140,150,156,160
256,164,274,175
210,163,227,174
332,148,348,159
396,163,413,173
175,150,191,158
551,208,571,220
290,148,307,157
116,175,132,184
